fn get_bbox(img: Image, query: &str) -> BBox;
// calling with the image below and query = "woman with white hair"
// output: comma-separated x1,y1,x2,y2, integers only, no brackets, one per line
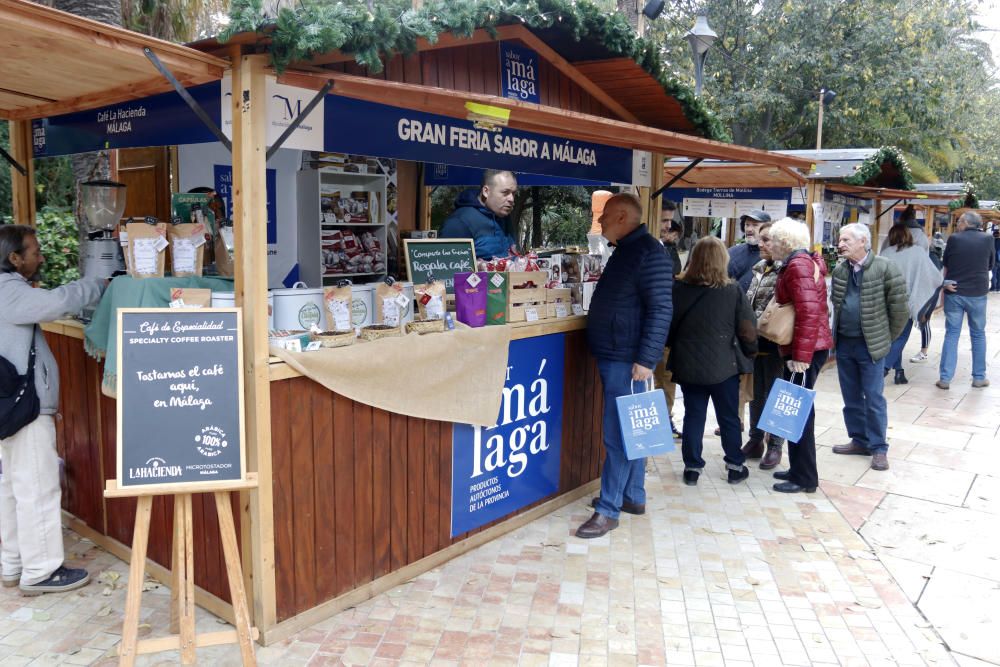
763,218,833,494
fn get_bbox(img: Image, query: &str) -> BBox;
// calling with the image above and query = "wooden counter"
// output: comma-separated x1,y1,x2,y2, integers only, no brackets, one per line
44,316,604,642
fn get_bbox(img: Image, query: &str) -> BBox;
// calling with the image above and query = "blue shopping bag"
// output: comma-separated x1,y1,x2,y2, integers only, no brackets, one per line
757,375,816,443
617,379,676,460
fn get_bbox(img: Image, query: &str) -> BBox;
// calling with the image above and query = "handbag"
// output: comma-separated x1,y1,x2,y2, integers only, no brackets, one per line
617,379,675,460
756,373,816,443
0,327,40,440
757,261,820,345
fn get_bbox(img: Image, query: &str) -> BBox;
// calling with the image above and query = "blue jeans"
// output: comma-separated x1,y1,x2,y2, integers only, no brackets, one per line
883,319,914,372
939,294,988,382
837,336,889,453
679,374,745,471
595,359,647,520
991,264,1000,291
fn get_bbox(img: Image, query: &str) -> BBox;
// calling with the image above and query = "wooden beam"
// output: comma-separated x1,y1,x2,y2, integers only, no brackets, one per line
647,152,665,236
873,199,883,253
276,70,817,169
8,120,35,226
231,53,278,634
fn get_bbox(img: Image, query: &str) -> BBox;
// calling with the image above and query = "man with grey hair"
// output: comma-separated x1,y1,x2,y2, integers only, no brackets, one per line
577,193,672,538
937,211,994,389
829,223,908,471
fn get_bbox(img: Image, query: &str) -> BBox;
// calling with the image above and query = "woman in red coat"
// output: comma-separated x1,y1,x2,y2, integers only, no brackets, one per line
766,218,834,493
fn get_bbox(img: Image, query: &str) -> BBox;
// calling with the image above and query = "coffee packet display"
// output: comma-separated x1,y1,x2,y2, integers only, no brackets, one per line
168,219,206,277
414,280,447,320
486,271,508,325
323,282,354,332
126,217,168,278
454,272,488,328
375,278,410,328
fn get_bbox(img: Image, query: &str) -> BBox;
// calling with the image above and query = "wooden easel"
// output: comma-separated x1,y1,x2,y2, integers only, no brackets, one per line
104,475,260,666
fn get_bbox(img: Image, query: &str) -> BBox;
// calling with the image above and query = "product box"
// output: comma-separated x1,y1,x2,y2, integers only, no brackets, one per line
536,256,563,286
508,303,549,323
454,271,488,328
546,287,572,304
404,230,438,239
560,254,603,283
506,271,547,305
570,282,597,312
486,272,508,325
269,330,312,352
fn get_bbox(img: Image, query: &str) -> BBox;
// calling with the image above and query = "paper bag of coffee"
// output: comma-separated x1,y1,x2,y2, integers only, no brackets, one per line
414,281,447,320
126,218,168,278
214,220,235,277
323,282,354,332
454,272,487,328
486,271,509,325
375,279,409,328
168,221,206,277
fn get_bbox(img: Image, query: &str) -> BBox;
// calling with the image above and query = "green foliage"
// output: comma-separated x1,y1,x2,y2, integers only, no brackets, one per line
843,146,915,190
33,207,80,289
1,126,75,223
221,0,728,140
948,182,980,210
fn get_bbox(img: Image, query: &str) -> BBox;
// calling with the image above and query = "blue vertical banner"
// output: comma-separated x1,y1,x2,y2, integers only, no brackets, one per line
214,165,278,245
451,334,565,537
500,41,541,104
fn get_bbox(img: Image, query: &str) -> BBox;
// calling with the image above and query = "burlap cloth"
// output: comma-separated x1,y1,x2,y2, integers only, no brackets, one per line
270,324,513,427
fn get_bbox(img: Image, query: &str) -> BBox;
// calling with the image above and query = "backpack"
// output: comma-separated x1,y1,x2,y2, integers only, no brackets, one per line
0,327,40,440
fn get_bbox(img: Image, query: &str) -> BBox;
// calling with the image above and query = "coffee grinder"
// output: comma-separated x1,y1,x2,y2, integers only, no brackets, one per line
80,179,127,279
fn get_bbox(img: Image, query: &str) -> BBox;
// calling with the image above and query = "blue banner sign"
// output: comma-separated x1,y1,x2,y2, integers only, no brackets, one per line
32,82,221,158
325,96,634,184
501,41,540,104
424,163,608,187
214,165,278,244
451,334,564,537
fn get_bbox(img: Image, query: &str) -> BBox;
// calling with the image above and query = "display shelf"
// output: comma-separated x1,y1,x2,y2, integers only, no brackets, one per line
298,168,388,287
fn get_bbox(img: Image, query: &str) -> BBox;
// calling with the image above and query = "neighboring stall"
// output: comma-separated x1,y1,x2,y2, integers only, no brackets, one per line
5,0,818,644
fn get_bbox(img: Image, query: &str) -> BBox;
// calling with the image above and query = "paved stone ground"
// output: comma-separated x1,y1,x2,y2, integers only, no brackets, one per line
0,294,996,666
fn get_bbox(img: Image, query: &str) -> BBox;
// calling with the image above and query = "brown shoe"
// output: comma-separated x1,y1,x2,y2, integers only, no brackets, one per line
759,444,783,470
832,441,872,456
741,438,765,459
871,452,889,471
591,497,645,515
575,512,619,539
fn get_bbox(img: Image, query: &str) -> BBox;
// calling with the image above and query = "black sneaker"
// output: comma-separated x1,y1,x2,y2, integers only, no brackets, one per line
19,565,90,596
683,470,700,486
727,465,750,484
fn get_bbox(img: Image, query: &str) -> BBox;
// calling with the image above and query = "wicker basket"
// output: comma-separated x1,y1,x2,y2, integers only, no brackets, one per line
406,318,446,335
310,330,355,348
360,324,403,342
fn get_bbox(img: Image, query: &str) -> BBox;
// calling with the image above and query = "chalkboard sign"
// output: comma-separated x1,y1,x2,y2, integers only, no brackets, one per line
403,238,477,294
116,308,245,491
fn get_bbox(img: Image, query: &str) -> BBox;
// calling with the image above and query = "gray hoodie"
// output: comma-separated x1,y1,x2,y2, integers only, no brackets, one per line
0,272,105,414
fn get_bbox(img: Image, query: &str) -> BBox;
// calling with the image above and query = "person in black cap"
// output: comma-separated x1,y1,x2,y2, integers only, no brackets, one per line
728,210,771,293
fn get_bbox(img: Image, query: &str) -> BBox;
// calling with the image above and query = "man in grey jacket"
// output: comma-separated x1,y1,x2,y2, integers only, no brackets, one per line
0,225,105,595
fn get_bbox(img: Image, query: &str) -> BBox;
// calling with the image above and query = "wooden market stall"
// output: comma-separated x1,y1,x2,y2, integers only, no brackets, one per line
5,0,819,645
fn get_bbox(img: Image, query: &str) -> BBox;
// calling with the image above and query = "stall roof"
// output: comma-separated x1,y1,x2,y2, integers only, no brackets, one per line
278,69,816,170
0,0,227,122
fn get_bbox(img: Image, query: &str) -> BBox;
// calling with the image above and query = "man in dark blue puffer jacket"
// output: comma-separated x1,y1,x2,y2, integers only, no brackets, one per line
439,170,518,260
577,193,673,539
728,209,770,293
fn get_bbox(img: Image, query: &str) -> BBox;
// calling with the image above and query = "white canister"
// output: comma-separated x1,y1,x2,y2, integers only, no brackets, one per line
271,282,325,331
399,282,415,325
350,284,374,330
212,291,275,330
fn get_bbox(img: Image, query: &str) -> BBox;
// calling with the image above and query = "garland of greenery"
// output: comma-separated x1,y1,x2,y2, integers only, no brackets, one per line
842,146,915,191
221,0,729,141
948,181,979,210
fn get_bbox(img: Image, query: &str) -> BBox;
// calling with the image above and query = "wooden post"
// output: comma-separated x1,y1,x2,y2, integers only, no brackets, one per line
873,199,883,254
231,54,277,632
925,206,935,237
647,153,664,238
804,180,824,248
8,120,36,226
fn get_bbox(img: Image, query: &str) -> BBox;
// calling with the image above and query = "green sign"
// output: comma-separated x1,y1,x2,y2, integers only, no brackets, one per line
403,239,477,293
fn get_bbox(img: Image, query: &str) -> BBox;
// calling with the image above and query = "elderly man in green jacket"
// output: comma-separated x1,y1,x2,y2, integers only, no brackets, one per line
829,223,908,471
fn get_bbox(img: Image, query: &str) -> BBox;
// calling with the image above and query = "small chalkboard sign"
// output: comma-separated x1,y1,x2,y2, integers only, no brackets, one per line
403,238,477,294
116,308,245,492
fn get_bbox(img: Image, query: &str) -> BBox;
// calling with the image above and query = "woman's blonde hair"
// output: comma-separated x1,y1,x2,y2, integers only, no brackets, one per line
679,236,731,287
768,217,811,257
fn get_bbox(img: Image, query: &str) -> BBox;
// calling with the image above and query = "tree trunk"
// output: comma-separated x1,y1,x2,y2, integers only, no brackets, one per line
616,0,641,33
530,187,543,251
51,0,122,256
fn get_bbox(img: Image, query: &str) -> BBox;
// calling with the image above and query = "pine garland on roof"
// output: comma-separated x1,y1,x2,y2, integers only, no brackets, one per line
842,146,915,191
948,182,979,210
220,0,730,141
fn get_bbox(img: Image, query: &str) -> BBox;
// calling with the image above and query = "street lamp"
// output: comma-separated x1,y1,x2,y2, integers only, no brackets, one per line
815,88,837,150
686,11,717,97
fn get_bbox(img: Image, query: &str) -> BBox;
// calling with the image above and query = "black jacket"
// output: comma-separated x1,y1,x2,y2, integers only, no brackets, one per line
586,226,673,369
667,281,758,385
664,242,682,277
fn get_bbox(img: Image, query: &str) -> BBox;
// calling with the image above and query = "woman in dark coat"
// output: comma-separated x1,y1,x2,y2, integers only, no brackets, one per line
766,218,834,493
668,237,758,486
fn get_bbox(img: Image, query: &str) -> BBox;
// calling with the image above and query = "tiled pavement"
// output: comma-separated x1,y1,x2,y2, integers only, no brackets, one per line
0,295,997,666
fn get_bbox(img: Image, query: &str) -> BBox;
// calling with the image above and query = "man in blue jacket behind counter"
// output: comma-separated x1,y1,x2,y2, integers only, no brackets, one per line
728,209,771,293
577,193,673,539
439,170,518,260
